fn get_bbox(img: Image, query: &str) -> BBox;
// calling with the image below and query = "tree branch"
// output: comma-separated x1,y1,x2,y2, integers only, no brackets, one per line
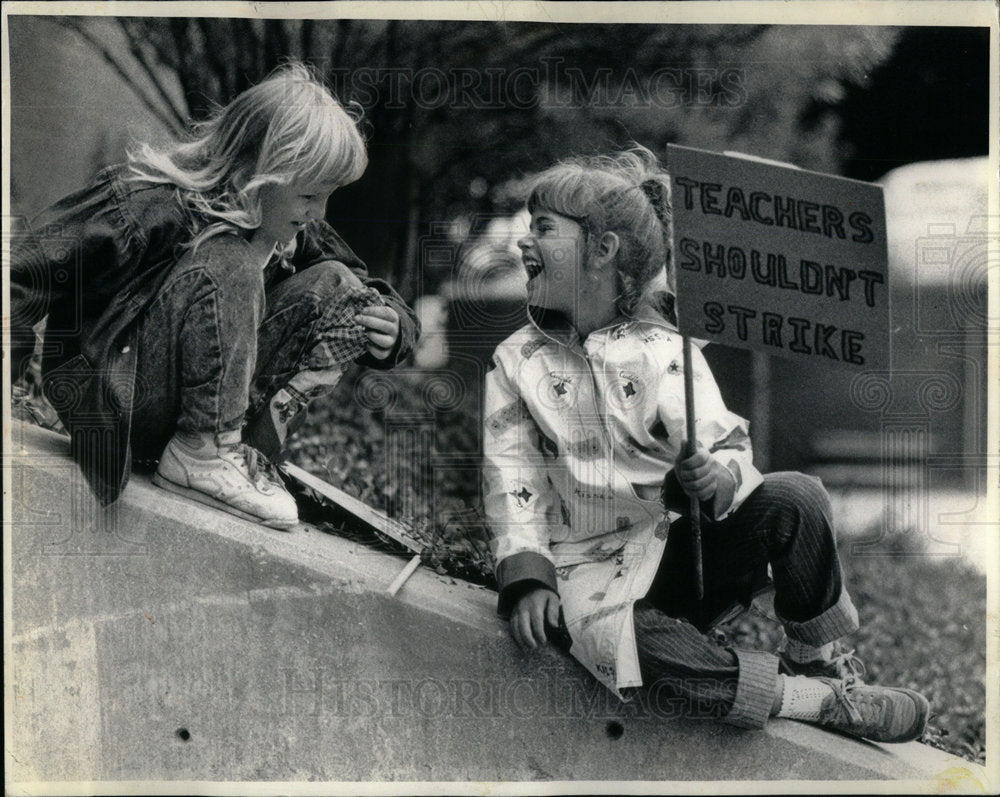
196,18,234,100
53,18,186,134
116,19,189,126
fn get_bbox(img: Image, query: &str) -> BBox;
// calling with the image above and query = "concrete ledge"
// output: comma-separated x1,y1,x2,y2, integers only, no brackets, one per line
6,423,988,788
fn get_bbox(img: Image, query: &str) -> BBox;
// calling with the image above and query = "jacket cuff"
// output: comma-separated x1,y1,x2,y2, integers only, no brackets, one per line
496,551,558,618
356,288,420,369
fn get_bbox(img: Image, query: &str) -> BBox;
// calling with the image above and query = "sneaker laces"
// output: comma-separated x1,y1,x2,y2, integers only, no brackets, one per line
780,641,867,681
829,648,867,680
223,442,281,494
818,675,929,743
823,678,881,725
825,676,866,725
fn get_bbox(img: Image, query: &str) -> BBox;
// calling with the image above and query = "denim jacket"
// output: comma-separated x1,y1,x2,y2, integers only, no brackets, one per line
10,165,420,505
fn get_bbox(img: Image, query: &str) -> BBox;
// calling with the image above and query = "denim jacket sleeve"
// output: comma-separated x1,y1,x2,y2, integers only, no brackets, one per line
292,220,420,369
10,167,142,380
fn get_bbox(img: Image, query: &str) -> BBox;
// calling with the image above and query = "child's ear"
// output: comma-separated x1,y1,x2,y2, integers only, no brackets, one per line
595,231,620,267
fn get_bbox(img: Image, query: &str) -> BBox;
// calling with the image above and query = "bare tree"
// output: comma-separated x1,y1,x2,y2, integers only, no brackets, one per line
54,17,900,294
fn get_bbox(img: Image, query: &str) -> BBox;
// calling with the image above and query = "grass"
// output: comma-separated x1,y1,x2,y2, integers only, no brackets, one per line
841,537,986,762
719,534,986,764
291,367,987,764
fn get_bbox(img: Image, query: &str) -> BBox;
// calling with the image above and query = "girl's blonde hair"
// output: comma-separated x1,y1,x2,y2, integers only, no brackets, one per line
128,62,368,249
527,145,673,316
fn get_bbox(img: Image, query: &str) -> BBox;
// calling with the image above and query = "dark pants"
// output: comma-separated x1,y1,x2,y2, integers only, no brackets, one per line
633,472,859,729
131,256,360,461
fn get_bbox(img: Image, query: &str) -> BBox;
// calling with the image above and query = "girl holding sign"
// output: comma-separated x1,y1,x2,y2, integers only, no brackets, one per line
483,146,928,742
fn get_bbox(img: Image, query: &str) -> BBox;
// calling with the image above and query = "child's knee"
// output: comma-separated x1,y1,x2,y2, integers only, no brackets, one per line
304,260,365,295
763,472,832,522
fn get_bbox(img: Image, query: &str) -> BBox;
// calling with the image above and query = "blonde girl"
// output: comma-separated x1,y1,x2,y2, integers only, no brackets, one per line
11,63,419,528
483,146,928,743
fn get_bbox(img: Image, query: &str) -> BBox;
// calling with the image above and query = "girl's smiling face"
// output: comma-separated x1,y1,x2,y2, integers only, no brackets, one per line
255,180,339,246
518,208,587,315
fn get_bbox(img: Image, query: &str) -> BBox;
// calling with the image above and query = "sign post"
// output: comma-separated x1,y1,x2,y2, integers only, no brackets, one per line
667,144,890,600
682,336,703,599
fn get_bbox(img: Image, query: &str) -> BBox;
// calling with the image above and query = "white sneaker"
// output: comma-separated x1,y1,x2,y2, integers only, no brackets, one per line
152,431,298,530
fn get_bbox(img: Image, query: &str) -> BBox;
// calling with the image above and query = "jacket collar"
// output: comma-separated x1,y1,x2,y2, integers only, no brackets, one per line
526,305,582,349
525,267,678,348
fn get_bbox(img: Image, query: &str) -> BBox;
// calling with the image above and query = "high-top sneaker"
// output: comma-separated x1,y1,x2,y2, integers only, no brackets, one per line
152,430,298,530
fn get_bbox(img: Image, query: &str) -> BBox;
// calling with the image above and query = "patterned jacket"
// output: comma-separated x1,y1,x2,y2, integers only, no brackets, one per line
483,289,763,697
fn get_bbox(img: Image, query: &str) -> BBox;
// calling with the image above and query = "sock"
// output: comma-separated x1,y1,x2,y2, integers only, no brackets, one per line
783,637,835,664
172,429,218,456
770,673,784,716
774,675,835,721
172,429,241,457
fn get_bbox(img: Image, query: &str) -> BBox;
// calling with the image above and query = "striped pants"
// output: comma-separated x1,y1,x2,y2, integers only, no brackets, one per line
634,472,859,729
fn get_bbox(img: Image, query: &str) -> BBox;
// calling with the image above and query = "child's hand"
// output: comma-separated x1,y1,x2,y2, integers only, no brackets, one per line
674,444,732,502
511,587,561,651
356,305,400,360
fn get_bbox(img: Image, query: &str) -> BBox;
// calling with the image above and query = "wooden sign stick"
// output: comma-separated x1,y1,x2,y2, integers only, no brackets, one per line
386,554,423,596
280,462,425,595
682,336,704,601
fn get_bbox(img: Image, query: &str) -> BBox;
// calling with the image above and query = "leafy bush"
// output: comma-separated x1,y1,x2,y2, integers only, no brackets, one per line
287,366,496,586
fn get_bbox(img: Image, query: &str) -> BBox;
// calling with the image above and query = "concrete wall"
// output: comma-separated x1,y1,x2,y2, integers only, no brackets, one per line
7,15,174,218
6,424,987,789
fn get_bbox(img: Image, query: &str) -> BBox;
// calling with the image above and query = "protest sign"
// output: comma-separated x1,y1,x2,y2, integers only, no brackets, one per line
667,144,890,368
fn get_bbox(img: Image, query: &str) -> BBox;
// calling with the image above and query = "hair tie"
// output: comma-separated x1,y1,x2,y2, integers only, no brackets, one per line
639,179,671,224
